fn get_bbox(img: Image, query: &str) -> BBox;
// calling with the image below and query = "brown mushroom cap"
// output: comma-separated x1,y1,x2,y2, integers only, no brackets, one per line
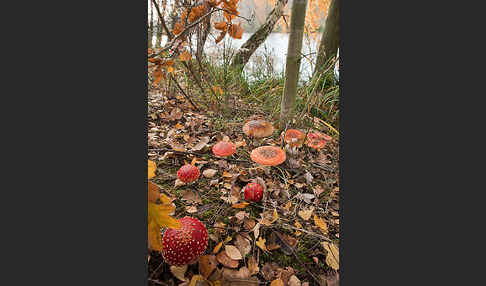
283,129,305,147
250,146,286,166
212,141,236,157
242,120,274,138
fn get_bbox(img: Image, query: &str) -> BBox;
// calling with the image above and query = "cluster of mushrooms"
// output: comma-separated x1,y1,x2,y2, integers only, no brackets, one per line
160,119,332,267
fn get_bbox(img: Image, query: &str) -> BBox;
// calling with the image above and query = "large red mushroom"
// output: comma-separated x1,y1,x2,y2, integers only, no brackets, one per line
177,164,200,183
212,141,236,157
162,216,209,266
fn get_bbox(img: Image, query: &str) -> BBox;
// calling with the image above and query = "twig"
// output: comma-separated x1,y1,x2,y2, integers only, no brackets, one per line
280,223,331,242
151,0,173,40
214,7,251,22
169,74,200,111
148,279,169,286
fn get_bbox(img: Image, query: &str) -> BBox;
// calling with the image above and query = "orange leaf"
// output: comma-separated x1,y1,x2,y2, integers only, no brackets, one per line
232,202,249,209
214,21,228,31
313,214,328,234
179,50,192,62
173,21,184,35
162,59,174,66
215,30,227,44
213,241,223,254
167,66,175,73
228,23,243,39
148,181,160,203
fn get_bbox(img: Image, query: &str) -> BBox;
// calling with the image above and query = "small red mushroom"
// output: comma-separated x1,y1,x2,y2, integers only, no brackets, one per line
177,164,200,183
212,141,236,157
250,146,286,166
306,132,331,150
282,129,305,147
162,216,209,266
243,182,263,202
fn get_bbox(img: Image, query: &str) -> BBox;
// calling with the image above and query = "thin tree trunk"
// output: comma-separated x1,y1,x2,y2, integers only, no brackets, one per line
196,2,211,61
314,0,339,74
231,0,288,70
279,0,308,128
149,0,154,49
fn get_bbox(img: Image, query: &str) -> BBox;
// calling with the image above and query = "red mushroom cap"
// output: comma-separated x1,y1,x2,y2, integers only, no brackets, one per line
283,129,305,147
242,120,274,138
177,164,200,183
250,146,286,166
162,216,209,266
244,182,263,202
212,141,236,157
306,132,331,150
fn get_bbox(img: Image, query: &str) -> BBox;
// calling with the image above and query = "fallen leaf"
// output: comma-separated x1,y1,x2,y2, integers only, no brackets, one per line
234,234,251,256
284,201,292,211
225,245,243,260
270,278,284,286
203,169,218,178
216,250,239,268
288,275,301,286
256,237,268,252
232,202,249,209
260,209,278,226
148,181,160,203
313,215,328,234
222,171,233,178
170,265,188,281
295,193,315,204
321,242,339,270
181,190,202,204
234,211,249,221
189,275,204,286
248,256,259,275
199,255,218,279
148,160,157,179
252,222,260,239
298,207,314,221
294,221,302,236
186,205,198,213
213,242,223,254
192,136,210,151
175,178,186,188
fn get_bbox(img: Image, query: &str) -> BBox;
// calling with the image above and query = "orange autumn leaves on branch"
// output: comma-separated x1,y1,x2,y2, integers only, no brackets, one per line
214,0,243,43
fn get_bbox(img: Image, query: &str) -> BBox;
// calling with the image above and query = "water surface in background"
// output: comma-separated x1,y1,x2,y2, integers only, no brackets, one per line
151,32,319,81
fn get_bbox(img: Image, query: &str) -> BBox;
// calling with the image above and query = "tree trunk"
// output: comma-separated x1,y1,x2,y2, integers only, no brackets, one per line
196,2,211,61
314,0,339,74
279,0,308,129
154,0,163,48
148,0,154,49
230,0,288,70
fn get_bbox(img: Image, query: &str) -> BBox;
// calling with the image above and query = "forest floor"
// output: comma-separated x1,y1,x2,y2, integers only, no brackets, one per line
147,70,340,286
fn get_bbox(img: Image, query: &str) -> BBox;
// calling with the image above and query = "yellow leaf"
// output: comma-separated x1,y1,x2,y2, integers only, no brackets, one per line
321,242,339,270
298,207,314,221
314,214,328,234
170,265,188,281
189,274,205,286
270,278,284,286
256,237,268,252
213,241,223,254
224,236,233,243
148,202,181,229
159,193,172,204
284,201,292,211
148,160,156,179
294,221,302,236
212,85,223,96
148,220,163,251
232,202,249,209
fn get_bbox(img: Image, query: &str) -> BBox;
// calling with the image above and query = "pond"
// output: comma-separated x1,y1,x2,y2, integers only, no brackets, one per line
151,32,320,81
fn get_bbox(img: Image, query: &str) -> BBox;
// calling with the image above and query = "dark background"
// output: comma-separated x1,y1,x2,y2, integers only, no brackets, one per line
1,0,484,285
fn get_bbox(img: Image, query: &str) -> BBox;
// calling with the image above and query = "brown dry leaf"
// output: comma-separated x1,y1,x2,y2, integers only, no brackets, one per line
294,221,302,236
252,222,260,239
202,169,218,178
234,211,249,221
235,140,246,148
225,245,243,260
214,21,228,31
232,202,249,209
243,218,255,230
186,205,198,213
234,234,251,257
221,267,259,286
270,278,284,286
313,214,328,234
256,237,268,252
216,250,239,268
298,207,314,221
213,241,223,254
228,22,243,39
181,189,202,204
260,209,278,226
313,185,325,197
175,179,186,188
321,242,339,270
288,275,301,286
170,265,188,281
192,136,210,151
199,255,218,279
248,256,259,275
222,171,233,178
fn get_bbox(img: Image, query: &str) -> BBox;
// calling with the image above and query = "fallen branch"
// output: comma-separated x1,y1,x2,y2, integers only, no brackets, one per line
169,74,200,111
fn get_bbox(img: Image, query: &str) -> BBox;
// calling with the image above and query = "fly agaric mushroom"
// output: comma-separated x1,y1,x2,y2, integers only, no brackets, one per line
162,216,209,266
177,164,200,183
282,129,305,148
243,182,263,202
250,146,286,166
306,132,331,150
243,120,274,138
212,141,236,157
